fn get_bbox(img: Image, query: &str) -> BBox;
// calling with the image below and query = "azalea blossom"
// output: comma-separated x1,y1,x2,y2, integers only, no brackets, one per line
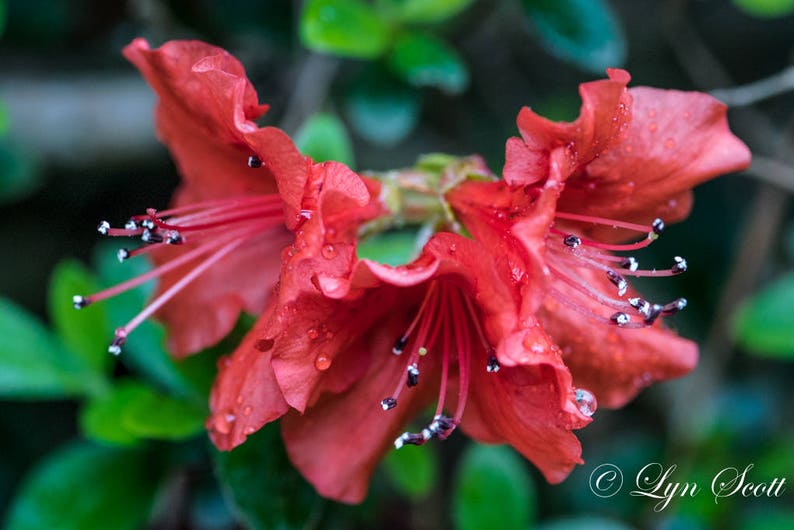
74,38,308,356
501,69,751,405
208,69,749,503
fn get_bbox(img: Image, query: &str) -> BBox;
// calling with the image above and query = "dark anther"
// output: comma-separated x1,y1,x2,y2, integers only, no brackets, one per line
72,295,89,309
108,336,126,356
620,257,639,271
117,248,130,262
563,234,582,248
166,231,184,245
381,397,397,411
486,355,500,373
141,229,164,244
652,218,665,235
141,219,156,230
606,270,628,296
392,335,409,355
628,297,651,316
643,304,664,325
247,155,263,168
394,432,426,448
610,312,630,327
662,298,687,315
671,256,687,274
97,220,111,235
124,219,139,230
406,364,420,387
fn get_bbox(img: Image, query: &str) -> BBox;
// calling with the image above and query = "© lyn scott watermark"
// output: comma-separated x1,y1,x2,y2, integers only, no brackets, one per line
589,463,787,512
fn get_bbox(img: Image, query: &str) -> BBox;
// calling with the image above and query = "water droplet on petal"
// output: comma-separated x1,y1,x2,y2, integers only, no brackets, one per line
307,327,319,340
314,353,332,371
244,426,256,435
575,388,597,417
243,405,253,416
321,244,337,259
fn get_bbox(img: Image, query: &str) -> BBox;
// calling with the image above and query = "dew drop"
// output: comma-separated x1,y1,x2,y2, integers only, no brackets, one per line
307,327,320,340
244,426,256,435
575,388,597,417
243,405,253,416
314,353,332,371
321,244,337,259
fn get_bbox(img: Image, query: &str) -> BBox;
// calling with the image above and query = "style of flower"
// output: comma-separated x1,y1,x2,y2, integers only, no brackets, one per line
207,68,750,504
74,39,309,356
501,68,751,406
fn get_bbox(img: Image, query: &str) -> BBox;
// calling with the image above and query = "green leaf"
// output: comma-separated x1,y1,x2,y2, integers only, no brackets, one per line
0,140,41,204
734,271,794,358
344,67,421,146
213,422,322,530
536,516,635,530
48,260,112,375
0,297,103,398
388,32,469,93
295,112,355,167
81,379,206,446
521,0,627,74
384,443,438,499
387,0,474,23
732,0,794,18
4,442,158,530
301,0,391,59
452,444,536,530
0,100,9,135
357,227,423,266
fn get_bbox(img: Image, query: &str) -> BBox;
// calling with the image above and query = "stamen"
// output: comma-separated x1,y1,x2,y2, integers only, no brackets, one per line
606,270,628,296
555,211,659,234
610,312,631,327
563,234,582,248
394,432,427,449
381,397,397,411
108,328,127,356
672,256,687,274
141,229,164,244
247,155,263,168
663,298,687,314
486,355,500,372
124,220,138,230
392,335,408,355
652,218,665,235
643,304,664,325
406,363,420,387
72,295,89,309
621,257,639,271
97,221,111,235
116,248,130,263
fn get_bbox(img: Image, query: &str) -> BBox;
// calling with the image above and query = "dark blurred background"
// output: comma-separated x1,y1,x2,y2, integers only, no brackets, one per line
1,1,793,529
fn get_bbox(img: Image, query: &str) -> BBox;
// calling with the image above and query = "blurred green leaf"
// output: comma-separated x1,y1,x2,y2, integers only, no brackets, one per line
384,443,438,499
93,241,194,396
4,442,158,530
521,0,627,74
0,1,5,38
0,297,104,398
734,272,794,358
388,32,469,93
536,516,635,530
81,379,205,446
739,511,794,530
452,444,536,530
48,260,112,375
295,112,355,167
732,0,794,18
357,227,422,266
345,68,421,146
0,140,41,204
386,0,474,23
0,100,9,135
213,422,322,530
301,0,391,58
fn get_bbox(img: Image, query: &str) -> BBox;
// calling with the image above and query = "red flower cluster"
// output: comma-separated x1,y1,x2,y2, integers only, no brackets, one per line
80,40,750,503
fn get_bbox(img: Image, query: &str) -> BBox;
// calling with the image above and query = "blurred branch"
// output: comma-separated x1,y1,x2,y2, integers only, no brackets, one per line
748,156,794,193
0,76,158,168
279,53,339,136
710,65,794,107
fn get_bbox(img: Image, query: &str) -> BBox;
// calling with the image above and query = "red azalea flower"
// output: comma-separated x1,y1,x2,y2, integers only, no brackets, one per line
209,157,593,503
75,39,308,356
501,69,751,406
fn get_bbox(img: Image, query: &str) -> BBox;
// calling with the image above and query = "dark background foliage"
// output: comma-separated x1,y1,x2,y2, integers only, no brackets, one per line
1,0,793,529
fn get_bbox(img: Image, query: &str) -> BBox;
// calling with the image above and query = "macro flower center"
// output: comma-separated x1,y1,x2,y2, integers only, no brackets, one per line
378,280,499,448
546,211,688,328
74,155,286,354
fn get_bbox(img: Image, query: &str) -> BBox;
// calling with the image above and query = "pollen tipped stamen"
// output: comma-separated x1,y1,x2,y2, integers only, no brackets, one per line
116,248,130,262
406,364,420,387
392,335,408,355
663,297,687,315
549,264,634,312
487,354,500,373
610,312,631,327
555,211,660,234
606,270,628,296
247,155,263,168
381,397,397,411
550,288,648,329
141,229,164,244
108,328,127,356
550,228,656,252
394,431,428,449
72,295,89,309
